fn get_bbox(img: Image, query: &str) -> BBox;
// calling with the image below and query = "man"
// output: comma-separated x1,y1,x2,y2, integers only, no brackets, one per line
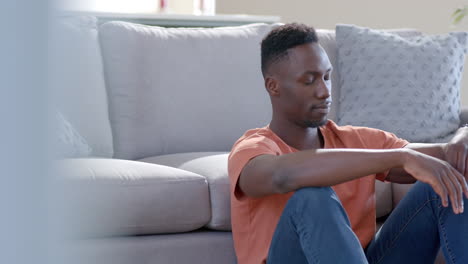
228,23,468,264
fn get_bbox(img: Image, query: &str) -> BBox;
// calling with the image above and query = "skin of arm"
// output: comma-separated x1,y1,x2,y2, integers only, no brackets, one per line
240,148,408,197
386,143,445,184
239,139,468,214
388,126,468,184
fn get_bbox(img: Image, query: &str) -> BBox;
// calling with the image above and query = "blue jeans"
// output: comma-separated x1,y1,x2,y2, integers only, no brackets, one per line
267,182,468,264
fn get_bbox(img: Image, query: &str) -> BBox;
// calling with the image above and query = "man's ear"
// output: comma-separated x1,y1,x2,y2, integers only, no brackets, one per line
265,76,280,97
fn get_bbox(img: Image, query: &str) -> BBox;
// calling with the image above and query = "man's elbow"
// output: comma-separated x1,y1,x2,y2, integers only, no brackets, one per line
271,168,297,194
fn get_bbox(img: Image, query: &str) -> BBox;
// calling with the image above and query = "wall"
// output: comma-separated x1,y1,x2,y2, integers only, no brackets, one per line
217,0,468,107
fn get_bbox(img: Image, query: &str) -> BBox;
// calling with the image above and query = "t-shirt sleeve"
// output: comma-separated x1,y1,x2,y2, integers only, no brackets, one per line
228,136,278,201
358,128,409,182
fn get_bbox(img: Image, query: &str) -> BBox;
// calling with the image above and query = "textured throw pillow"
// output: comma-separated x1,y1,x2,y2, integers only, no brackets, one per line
336,24,468,142
54,110,92,159
316,29,422,122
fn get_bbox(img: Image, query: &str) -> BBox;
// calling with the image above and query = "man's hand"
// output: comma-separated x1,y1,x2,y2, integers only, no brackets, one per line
444,126,468,179
403,149,468,214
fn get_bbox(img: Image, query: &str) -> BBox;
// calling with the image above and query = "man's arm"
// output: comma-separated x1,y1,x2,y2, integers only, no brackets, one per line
387,126,468,184
384,126,468,213
240,131,468,214
386,143,445,184
239,148,406,197
239,146,467,213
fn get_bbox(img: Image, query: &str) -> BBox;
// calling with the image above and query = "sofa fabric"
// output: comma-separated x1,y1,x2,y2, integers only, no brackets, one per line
63,231,236,264
51,15,114,157
53,110,93,158
53,158,211,237
375,181,393,218
336,24,467,142
140,152,231,230
53,17,468,264
99,21,280,160
461,107,468,125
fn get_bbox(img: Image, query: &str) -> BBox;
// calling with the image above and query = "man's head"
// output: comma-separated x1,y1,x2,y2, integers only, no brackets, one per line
261,23,332,128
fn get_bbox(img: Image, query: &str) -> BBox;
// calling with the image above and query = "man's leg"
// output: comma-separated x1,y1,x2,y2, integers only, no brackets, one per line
365,181,468,264
267,187,368,264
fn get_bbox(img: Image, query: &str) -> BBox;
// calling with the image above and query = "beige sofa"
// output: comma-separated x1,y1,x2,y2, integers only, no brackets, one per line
52,16,468,264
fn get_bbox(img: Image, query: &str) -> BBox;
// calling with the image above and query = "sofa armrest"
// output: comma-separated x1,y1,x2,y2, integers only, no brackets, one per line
460,106,468,126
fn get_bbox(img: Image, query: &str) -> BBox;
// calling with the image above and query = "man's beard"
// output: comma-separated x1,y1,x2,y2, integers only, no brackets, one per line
304,118,328,128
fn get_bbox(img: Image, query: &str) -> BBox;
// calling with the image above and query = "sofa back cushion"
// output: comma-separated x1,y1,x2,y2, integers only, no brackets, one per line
99,21,281,159
52,16,114,158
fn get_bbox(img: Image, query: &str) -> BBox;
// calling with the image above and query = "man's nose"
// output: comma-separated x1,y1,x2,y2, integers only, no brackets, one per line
315,79,331,99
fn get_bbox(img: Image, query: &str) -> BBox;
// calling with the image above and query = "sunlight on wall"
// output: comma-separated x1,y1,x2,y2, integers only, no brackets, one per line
57,0,159,13
58,0,215,15
89,0,159,13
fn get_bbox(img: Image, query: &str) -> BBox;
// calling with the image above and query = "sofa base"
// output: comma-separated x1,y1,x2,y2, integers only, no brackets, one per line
61,230,236,264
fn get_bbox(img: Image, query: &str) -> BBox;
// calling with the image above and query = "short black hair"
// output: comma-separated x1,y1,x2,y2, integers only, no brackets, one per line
261,23,318,77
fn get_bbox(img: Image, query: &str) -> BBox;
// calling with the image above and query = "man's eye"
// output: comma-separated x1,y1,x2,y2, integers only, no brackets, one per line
305,79,314,85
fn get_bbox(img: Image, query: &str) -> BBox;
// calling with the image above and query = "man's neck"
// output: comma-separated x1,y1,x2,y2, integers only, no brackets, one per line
269,117,324,150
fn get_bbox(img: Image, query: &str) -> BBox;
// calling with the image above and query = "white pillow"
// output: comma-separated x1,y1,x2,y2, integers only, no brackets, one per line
336,24,468,142
50,15,114,157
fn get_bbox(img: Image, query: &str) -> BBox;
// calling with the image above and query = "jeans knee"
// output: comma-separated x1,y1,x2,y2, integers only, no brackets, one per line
293,186,334,198
284,186,350,227
289,186,338,212
414,181,439,199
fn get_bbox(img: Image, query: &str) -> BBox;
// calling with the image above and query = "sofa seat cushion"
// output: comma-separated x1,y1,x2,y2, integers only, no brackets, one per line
375,181,393,218
53,158,210,237
392,183,415,209
140,152,231,230
62,230,236,264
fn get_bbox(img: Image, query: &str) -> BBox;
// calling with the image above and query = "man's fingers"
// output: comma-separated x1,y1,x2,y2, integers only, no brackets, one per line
441,173,459,214
435,176,449,207
451,166,468,200
449,169,465,214
449,170,464,214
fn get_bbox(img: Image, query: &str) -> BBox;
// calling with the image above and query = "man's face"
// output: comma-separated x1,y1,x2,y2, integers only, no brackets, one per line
269,42,332,128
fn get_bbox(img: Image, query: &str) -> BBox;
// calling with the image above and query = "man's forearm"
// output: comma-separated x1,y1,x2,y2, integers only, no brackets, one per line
273,148,407,192
405,143,446,159
402,127,468,161
387,143,446,183
387,127,468,184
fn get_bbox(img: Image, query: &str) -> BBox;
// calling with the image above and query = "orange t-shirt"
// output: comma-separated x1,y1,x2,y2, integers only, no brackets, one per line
228,120,409,264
